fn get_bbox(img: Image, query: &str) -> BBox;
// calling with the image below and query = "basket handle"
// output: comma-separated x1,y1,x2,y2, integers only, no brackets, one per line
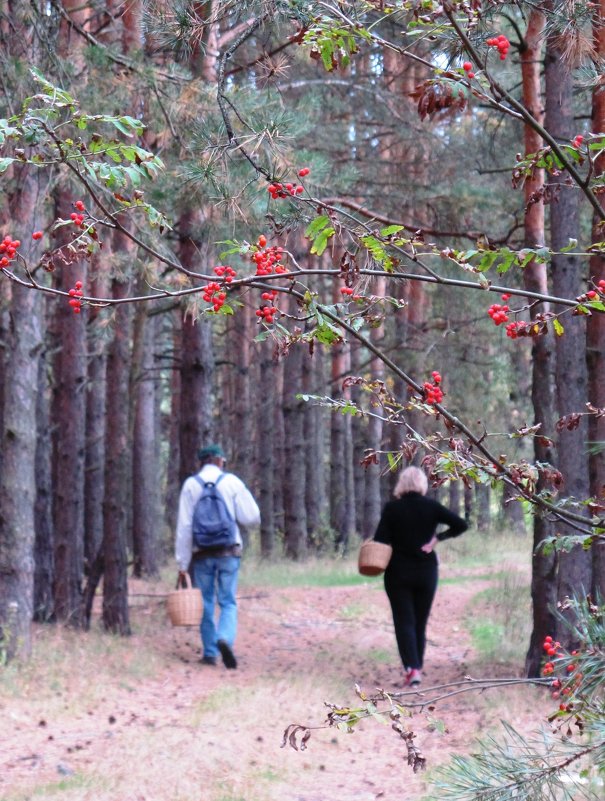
176,572,193,590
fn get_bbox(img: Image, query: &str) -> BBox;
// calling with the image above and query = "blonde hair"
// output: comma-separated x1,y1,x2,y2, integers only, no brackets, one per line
393,466,428,498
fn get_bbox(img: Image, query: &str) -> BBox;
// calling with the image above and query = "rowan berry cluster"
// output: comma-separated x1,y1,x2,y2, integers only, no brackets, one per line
579,280,605,302
486,34,510,60
267,181,305,200
32,230,43,241
541,635,584,708
0,234,20,267
252,243,287,277
340,286,354,296
572,134,584,149
256,289,279,325
462,61,475,80
68,280,84,314
201,281,227,312
423,371,444,405
505,321,524,339
70,200,87,228
213,265,236,283
488,302,510,325
267,168,309,199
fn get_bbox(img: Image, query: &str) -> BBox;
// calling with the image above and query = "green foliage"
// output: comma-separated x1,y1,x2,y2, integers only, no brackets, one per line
432,721,604,801
433,597,605,801
305,214,335,255
302,16,372,72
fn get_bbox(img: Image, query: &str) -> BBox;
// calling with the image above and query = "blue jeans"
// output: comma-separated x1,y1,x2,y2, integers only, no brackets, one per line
191,556,240,658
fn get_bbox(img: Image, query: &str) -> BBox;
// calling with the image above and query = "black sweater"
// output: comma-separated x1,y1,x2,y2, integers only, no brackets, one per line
374,492,468,563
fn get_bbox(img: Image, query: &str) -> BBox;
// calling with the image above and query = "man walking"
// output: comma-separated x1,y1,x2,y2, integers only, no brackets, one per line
175,444,260,668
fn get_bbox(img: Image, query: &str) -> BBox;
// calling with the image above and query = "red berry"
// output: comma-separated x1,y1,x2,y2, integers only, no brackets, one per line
462,61,472,71
32,231,43,240
298,167,310,177
258,235,267,248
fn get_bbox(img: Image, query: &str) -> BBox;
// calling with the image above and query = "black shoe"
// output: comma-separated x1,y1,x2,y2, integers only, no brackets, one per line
200,655,217,666
217,639,237,669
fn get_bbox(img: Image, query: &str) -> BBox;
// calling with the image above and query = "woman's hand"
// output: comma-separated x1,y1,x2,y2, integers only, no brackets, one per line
421,535,438,554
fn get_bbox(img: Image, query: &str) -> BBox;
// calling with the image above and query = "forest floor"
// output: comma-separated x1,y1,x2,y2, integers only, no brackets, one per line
1,550,553,801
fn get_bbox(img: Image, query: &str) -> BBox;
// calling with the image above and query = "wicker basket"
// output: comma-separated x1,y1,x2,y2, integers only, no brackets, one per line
358,540,393,576
167,573,202,626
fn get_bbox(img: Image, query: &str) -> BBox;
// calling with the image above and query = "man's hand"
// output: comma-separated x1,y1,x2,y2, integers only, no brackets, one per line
421,535,438,554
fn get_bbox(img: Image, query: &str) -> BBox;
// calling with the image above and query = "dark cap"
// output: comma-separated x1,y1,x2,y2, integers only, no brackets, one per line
198,443,225,461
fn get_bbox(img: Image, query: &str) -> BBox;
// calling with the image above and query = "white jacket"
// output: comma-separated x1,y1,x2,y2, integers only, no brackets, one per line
175,464,260,571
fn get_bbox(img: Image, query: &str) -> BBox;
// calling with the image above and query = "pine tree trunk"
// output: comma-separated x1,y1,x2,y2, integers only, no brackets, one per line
303,342,326,548
51,217,87,625
330,339,348,548
132,305,160,578
33,345,54,622
363,276,385,539
522,9,559,675
589,0,605,598
84,258,109,572
273,359,286,536
258,338,276,557
178,218,215,483
0,165,46,662
350,339,367,538
0,279,42,660
475,483,491,532
230,308,254,492
545,33,592,646
102,271,133,636
165,308,182,533
283,324,307,559
449,481,461,518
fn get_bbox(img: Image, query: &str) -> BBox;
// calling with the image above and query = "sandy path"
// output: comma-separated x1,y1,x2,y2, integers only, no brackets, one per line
1,574,545,801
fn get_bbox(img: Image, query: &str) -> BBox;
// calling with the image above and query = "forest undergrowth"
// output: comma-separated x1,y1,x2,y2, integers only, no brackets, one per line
0,531,558,801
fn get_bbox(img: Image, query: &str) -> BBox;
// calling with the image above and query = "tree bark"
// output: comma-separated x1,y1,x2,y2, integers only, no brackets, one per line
589,0,605,598
257,338,276,557
102,270,133,636
132,305,160,578
330,338,349,547
84,258,109,572
283,319,308,559
0,276,43,658
165,307,182,533
545,30,592,647
363,275,386,539
33,344,54,622
520,9,559,675
51,207,87,625
303,340,326,548
178,218,215,484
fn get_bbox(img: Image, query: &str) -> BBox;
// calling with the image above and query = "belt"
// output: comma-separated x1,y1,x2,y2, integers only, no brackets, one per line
192,544,242,559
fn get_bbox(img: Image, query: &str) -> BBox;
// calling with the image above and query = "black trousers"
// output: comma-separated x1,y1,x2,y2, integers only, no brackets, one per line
384,558,438,671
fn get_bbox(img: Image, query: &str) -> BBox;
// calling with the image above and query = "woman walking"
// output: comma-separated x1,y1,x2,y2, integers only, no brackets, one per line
374,466,468,686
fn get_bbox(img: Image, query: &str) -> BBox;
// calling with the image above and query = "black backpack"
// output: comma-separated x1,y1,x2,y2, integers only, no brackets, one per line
191,473,237,548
